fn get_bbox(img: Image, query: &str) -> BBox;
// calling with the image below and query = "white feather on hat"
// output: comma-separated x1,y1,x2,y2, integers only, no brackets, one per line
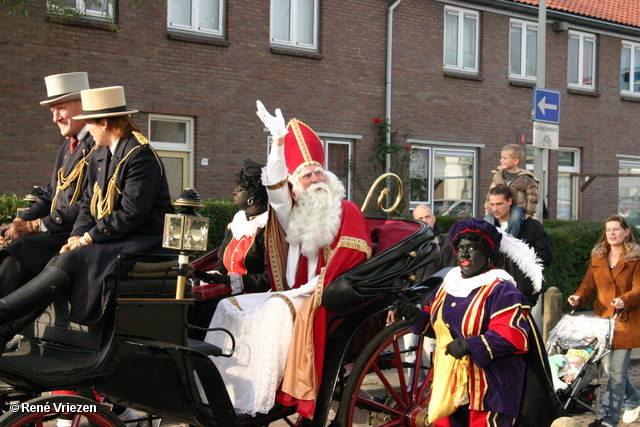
497,228,544,293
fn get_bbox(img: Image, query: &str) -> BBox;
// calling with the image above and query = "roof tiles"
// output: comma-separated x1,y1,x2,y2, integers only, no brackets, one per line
511,0,640,28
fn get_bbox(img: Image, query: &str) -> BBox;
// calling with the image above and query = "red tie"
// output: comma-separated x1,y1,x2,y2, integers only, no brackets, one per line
69,137,79,154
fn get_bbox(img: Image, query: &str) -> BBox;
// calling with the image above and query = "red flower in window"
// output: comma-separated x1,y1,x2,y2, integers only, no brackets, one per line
405,145,411,150
373,117,382,125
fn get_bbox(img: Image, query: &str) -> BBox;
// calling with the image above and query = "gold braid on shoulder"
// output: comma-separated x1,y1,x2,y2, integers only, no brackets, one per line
51,145,99,213
90,133,164,220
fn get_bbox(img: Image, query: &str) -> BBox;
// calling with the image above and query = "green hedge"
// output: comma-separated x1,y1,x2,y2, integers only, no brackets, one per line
0,195,29,223
197,198,237,252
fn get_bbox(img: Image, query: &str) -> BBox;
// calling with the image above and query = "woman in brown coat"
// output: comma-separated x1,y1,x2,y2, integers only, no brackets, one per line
568,215,640,427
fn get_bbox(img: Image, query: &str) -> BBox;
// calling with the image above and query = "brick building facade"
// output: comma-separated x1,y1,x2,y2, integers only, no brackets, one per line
1,0,639,222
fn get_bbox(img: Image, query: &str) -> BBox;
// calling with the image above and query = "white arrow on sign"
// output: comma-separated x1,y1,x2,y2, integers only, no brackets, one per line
537,96,558,115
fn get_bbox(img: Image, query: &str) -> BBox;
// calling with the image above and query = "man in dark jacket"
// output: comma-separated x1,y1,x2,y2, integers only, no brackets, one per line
0,72,94,301
486,184,553,306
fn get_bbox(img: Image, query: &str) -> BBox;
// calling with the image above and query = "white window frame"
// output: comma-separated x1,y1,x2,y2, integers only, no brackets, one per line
443,6,479,73
409,144,477,217
148,114,194,195
509,19,537,81
270,0,318,51
621,40,640,96
48,0,113,19
323,139,353,201
557,147,580,220
618,157,640,226
265,133,357,201
568,30,596,90
168,0,224,36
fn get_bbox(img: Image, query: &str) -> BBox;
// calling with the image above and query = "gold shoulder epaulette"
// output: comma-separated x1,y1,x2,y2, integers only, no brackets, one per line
133,131,149,145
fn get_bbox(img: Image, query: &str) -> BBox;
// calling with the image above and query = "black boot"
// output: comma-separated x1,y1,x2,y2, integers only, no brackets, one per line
0,266,70,322
0,255,35,298
0,304,50,354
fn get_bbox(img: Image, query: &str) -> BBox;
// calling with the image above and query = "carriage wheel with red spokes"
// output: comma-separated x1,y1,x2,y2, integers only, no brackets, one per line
335,320,433,427
0,394,125,427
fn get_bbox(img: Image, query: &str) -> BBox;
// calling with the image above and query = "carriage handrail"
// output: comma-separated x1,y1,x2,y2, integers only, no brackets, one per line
185,326,236,358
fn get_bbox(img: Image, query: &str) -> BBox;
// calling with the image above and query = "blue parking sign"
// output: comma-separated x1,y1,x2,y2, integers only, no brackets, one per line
532,87,560,124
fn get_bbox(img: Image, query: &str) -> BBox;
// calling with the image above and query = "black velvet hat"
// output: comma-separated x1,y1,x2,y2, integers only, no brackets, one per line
242,159,265,182
449,218,502,255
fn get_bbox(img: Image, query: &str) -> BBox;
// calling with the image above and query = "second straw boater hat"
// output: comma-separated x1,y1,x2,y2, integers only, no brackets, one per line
40,72,90,106
73,86,138,120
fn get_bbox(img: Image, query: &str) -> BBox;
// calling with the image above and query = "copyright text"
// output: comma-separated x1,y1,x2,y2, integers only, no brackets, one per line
9,403,98,413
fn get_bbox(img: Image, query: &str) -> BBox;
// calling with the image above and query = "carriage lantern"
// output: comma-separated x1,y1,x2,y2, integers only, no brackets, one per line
16,186,45,218
162,188,210,299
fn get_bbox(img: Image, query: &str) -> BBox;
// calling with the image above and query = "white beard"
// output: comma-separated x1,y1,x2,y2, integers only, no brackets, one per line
288,171,344,258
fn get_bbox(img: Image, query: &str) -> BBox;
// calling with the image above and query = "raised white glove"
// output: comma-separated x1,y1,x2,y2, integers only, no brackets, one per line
256,100,288,140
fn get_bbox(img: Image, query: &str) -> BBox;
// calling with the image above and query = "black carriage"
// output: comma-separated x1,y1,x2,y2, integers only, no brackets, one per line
0,213,441,427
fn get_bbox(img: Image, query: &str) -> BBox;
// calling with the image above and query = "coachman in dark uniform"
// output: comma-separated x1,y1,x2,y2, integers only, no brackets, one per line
0,86,173,353
0,72,96,300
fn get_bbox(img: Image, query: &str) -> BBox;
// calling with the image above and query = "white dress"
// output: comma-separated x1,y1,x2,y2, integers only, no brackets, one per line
205,292,307,415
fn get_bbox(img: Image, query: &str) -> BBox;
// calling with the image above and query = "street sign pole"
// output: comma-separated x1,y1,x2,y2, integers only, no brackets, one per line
532,0,547,327
534,0,546,226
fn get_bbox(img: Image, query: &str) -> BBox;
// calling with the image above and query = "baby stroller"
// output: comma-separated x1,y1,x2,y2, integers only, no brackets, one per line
545,313,617,417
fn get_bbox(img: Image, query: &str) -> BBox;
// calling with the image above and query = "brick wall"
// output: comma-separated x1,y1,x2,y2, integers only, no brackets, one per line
2,0,640,221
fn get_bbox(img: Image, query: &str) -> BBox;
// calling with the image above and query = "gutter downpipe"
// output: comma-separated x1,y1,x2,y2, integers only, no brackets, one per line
386,0,402,173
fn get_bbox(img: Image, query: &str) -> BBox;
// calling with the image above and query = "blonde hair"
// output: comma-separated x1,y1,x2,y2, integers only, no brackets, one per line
502,144,524,162
596,214,636,255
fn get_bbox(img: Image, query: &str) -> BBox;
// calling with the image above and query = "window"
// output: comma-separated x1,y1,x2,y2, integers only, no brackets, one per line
410,146,476,217
619,158,640,227
271,0,318,51
568,30,596,89
149,115,194,198
168,0,224,36
49,0,113,19
266,135,354,200
557,148,580,220
509,19,537,80
323,139,352,200
443,6,479,73
621,41,640,95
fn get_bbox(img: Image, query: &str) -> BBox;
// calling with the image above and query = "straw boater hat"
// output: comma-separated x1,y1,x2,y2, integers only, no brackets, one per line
73,86,138,120
283,119,325,182
40,72,90,106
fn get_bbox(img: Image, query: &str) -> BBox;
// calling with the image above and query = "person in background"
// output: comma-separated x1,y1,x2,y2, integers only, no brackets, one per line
484,144,539,237
568,214,640,427
485,184,552,306
387,204,458,381
411,204,456,283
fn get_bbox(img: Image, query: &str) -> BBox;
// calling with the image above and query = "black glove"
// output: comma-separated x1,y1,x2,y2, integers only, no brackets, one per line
445,337,471,359
392,293,422,324
193,270,231,286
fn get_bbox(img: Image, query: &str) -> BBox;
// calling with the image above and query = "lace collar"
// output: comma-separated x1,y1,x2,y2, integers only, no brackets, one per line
443,267,515,298
230,210,269,240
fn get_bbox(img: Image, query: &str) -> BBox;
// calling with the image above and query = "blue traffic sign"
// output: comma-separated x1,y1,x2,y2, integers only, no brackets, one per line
532,87,560,124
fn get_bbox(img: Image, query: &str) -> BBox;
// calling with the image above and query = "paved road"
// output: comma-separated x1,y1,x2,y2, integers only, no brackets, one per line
161,355,640,426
